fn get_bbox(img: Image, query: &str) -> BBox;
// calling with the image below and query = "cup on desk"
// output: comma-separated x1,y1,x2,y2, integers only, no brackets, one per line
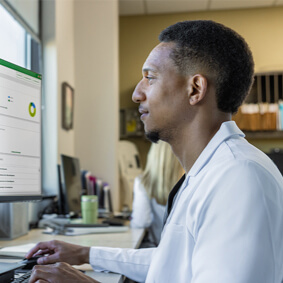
81,195,98,224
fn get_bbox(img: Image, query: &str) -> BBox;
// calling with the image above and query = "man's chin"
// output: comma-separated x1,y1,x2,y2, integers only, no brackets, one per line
145,131,160,143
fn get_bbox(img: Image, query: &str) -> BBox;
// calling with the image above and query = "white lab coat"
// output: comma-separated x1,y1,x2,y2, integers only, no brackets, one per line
90,121,283,283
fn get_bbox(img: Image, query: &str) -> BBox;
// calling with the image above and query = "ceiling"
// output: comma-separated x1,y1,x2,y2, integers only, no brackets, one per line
119,0,283,16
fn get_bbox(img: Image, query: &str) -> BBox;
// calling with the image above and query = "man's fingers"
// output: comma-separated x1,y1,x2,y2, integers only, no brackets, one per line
37,254,58,265
25,242,49,258
28,265,54,283
29,263,101,283
25,241,59,258
30,249,52,258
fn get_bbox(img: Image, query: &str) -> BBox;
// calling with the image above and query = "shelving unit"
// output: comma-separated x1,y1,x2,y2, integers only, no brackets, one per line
244,131,283,140
120,108,144,139
234,71,283,139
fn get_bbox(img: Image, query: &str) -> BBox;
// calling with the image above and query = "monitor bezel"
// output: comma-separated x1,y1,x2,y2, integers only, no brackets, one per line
0,195,42,202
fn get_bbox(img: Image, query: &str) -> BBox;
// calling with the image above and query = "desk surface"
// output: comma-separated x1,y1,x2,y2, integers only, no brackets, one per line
0,226,145,283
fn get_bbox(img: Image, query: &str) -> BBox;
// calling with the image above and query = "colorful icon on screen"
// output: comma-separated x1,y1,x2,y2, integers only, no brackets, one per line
29,102,36,117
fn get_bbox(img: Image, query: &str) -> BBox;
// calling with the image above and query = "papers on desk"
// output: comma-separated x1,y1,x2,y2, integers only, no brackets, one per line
0,243,36,258
43,225,129,236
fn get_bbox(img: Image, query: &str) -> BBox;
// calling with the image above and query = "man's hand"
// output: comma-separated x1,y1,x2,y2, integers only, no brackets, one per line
28,262,100,283
25,240,90,266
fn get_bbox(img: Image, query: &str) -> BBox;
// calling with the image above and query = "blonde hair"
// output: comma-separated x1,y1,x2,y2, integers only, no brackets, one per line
141,141,184,205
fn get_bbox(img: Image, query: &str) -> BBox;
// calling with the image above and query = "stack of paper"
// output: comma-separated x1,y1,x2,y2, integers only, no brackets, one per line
0,243,36,258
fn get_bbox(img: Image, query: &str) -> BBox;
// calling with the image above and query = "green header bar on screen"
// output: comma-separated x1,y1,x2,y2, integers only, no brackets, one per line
0,58,42,80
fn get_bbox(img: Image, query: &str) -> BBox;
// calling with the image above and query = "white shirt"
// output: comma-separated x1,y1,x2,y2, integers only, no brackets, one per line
90,121,283,283
130,176,165,244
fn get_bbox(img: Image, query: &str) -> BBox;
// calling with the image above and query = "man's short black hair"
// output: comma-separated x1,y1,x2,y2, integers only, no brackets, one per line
159,20,254,114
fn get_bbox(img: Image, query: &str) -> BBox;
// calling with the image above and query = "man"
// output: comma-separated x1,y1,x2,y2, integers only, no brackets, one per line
27,20,283,283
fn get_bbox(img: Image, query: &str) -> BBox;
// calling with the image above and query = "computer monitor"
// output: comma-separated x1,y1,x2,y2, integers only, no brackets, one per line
60,154,82,216
0,59,42,202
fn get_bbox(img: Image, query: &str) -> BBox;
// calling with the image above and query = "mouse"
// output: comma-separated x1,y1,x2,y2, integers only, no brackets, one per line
22,255,42,269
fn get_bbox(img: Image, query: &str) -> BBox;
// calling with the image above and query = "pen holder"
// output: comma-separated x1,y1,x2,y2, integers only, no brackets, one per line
81,195,98,224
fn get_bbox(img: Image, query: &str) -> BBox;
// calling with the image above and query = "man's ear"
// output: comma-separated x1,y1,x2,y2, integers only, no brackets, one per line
187,74,207,106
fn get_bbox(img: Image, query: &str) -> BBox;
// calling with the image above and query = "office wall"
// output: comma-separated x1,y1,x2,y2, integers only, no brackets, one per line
56,1,76,158
42,0,120,211
74,1,120,210
120,7,283,155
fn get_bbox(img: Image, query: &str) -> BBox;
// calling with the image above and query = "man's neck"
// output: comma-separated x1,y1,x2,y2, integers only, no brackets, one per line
170,113,231,174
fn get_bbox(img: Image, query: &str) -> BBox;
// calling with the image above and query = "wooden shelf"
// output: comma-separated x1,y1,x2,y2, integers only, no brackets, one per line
244,131,283,139
120,131,283,140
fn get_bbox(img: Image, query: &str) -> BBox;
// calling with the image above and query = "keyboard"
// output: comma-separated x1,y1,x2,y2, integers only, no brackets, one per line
12,269,32,283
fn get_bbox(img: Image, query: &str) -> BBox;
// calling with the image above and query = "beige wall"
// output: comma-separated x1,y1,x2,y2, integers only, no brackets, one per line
74,0,120,210
120,7,283,157
57,1,76,158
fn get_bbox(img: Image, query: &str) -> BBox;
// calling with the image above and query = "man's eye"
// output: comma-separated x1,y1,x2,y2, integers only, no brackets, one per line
145,76,154,81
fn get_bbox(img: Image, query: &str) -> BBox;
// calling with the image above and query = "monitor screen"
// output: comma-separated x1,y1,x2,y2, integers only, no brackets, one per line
60,154,82,216
0,59,42,202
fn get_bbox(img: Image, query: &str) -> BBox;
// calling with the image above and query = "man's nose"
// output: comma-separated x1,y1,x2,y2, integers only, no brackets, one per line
132,80,146,103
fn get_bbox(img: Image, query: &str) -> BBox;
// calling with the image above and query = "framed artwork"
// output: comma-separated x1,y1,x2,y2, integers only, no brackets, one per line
62,82,74,130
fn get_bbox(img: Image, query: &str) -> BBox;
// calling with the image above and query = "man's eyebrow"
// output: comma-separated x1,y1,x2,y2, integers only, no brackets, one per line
142,67,157,73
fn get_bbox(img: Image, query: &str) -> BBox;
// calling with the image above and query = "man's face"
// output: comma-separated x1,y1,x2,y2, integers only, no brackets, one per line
132,42,190,143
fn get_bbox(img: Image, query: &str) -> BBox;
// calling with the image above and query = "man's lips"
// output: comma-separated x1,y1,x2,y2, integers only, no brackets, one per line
138,107,149,120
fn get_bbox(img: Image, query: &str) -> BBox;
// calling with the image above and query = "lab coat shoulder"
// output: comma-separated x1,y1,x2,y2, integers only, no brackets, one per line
186,142,283,283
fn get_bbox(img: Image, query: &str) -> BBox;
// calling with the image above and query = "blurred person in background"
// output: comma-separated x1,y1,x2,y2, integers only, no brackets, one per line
131,141,184,246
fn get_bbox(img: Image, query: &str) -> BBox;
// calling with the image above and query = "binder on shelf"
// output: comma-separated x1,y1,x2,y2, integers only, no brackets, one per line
233,72,283,134
87,175,96,195
103,184,113,213
278,101,283,130
233,103,278,131
95,178,103,200
97,183,113,213
81,170,89,192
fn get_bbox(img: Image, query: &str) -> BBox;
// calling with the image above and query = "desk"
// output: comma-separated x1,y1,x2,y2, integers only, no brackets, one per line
0,227,145,283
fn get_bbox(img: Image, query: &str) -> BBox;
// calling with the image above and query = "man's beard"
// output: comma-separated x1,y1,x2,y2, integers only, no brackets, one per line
145,131,160,143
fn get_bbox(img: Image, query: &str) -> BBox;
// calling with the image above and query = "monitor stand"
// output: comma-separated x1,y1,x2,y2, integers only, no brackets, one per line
0,203,29,240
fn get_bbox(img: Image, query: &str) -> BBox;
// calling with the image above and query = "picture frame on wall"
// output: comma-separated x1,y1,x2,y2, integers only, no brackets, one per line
62,82,74,131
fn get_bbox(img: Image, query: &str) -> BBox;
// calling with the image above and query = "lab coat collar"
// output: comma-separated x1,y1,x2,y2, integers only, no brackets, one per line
188,121,245,177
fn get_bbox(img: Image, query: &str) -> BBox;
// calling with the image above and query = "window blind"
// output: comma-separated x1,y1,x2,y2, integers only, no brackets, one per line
0,0,40,40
